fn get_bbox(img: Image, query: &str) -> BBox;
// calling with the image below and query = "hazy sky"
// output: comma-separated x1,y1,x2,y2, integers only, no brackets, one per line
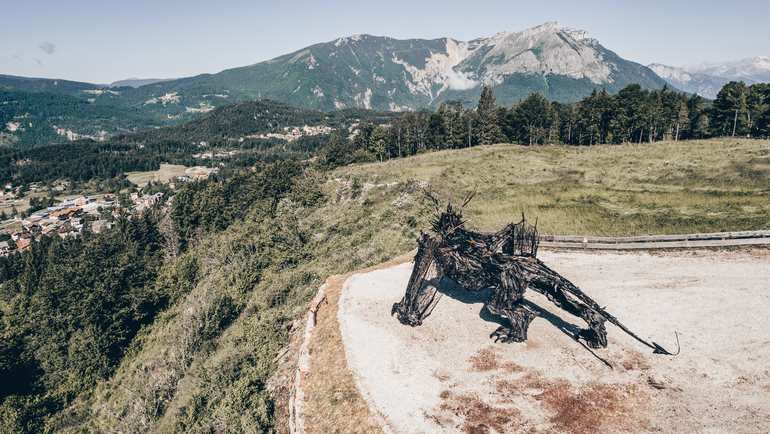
1,0,768,83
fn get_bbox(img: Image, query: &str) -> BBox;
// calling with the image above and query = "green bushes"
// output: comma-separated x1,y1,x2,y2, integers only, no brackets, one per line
171,160,303,248
0,214,167,433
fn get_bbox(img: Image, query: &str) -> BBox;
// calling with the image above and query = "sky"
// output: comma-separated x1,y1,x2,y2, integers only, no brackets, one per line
1,0,769,84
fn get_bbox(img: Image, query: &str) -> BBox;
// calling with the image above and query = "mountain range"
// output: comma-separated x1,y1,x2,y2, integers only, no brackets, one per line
2,22,768,147
128,21,667,111
649,56,770,99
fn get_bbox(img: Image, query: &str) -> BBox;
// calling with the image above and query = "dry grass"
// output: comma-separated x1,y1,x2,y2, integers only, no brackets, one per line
433,345,654,433
335,138,770,236
492,369,650,434
302,252,415,434
126,163,189,186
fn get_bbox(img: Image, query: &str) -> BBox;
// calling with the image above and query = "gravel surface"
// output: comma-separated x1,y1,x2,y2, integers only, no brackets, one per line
338,249,770,433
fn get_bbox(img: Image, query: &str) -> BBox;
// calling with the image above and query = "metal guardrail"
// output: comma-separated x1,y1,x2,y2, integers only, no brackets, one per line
539,230,770,250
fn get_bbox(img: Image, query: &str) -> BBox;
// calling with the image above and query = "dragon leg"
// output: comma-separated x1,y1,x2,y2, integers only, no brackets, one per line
529,276,608,348
487,262,539,343
392,234,443,326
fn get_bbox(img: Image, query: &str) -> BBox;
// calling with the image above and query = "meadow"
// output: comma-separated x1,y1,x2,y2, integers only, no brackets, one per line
337,138,770,236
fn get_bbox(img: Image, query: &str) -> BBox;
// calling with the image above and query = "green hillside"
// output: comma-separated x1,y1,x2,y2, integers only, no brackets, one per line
0,74,100,96
0,89,164,147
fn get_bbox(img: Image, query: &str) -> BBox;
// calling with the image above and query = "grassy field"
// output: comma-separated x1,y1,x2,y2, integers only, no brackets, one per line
126,164,216,187
337,138,770,236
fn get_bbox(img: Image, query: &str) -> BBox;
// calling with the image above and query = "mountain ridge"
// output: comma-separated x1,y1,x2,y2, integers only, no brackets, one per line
110,78,174,88
649,56,770,98
129,21,667,111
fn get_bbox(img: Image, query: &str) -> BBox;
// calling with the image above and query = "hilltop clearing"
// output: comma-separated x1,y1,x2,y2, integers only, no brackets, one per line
337,138,770,235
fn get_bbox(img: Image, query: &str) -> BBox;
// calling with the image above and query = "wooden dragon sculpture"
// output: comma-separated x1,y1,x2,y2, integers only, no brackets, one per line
392,191,678,355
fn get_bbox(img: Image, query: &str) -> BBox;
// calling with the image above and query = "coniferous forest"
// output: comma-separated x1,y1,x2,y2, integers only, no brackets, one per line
344,81,770,163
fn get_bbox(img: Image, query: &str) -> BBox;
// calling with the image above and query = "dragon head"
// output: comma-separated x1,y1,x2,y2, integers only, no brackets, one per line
431,203,465,240
424,188,476,241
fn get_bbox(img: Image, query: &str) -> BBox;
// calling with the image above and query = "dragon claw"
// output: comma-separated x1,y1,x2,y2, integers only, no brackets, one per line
490,325,526,343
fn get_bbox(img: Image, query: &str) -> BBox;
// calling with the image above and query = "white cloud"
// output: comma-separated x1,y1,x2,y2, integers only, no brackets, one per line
39,42,56,55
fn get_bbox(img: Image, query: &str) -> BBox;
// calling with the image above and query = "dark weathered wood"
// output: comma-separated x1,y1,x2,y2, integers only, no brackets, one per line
392,198,678,355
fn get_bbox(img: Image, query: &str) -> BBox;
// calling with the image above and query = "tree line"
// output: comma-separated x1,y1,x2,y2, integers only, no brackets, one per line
334,81,770,163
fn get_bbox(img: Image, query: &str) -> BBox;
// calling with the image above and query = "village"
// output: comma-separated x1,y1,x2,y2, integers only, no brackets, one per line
0,190,167,257
245,124,334,143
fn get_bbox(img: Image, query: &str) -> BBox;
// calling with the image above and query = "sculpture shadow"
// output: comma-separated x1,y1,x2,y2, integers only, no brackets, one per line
432,276,613,368
434,276,581,336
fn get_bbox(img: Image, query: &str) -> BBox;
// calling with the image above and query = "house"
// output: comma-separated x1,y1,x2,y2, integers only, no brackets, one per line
49,207,80,220
16,237,31,251
57,223,79,239
91,220,112,234
73,196,94,207
22,214,45,228
41,224,58,236
0,241,10,256
70,218,83,231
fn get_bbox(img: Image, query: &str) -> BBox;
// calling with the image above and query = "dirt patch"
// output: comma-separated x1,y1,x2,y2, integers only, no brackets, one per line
500,361,524,373
468,347,499,372
536,379,646,433
437,390,521,434
619,350,651,372
468,347,524,374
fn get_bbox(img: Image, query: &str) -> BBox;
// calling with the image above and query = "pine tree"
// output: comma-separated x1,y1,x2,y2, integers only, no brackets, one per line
675,100,689,141
747,83,770,137
750,83,770,138
712,81,749,137
369,126,388,161
694,113,710,139
512,93,551,145
476,85,503,145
